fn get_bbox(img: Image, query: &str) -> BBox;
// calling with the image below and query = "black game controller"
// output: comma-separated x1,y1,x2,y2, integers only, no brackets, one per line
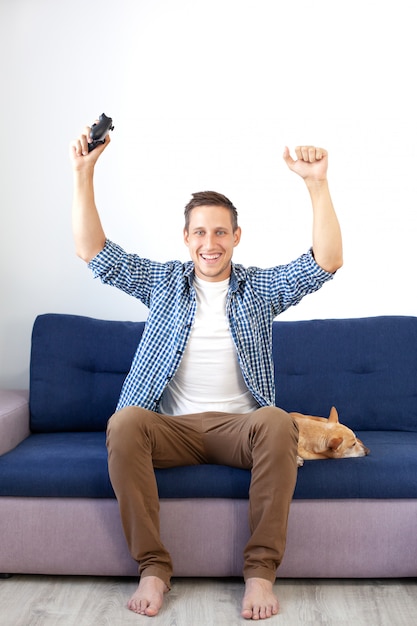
88,113,114,152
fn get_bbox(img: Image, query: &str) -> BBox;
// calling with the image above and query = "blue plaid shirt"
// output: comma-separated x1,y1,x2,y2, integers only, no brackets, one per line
89,239,333,411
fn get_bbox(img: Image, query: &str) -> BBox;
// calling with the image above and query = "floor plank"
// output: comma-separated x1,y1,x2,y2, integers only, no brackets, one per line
0,576,416,625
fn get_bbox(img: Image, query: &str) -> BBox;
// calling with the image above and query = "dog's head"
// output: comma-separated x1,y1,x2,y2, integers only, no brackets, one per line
292,406,370,461
324,407,370,459
323,431,370,459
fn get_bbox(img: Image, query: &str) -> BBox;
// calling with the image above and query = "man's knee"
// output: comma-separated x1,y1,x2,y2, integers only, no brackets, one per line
106,406,154,450
252,406,299,446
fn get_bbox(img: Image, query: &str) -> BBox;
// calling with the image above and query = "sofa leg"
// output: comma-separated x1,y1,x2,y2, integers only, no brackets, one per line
0,574,13,579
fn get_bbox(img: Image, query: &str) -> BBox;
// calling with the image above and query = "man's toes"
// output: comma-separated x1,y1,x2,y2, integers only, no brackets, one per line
127,598,140,614
145,602,159,617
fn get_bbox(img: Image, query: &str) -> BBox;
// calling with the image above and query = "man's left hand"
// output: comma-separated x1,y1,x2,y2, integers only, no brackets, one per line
283,146,328,182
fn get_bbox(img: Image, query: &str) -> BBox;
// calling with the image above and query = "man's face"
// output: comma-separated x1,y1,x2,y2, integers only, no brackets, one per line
184,205,241,282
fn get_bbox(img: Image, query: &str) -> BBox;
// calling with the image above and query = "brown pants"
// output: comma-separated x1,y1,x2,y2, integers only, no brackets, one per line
106,406,299,589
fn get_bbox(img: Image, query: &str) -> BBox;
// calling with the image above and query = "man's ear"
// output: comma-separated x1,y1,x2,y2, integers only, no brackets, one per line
183,227,189,246
233,227,242,247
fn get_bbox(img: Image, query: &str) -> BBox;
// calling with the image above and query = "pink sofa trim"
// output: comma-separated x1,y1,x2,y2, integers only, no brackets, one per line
1,497,416,578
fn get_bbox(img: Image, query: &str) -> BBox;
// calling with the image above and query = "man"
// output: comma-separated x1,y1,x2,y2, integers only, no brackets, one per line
70,127,342,620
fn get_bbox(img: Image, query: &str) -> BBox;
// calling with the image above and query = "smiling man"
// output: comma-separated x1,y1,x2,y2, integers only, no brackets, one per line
70,129,342,620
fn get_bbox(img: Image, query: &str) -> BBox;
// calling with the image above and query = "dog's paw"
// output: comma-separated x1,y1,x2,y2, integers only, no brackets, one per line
296,455,304,467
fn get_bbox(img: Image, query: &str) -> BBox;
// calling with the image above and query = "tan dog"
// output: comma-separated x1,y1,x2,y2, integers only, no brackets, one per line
290,406,370,467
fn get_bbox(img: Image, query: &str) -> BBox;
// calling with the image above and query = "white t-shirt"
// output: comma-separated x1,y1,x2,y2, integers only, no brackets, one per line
159,275,259,415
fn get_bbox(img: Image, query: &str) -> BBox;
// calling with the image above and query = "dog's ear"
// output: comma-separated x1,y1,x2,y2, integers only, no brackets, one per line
328,406,339,424
328,436,343,451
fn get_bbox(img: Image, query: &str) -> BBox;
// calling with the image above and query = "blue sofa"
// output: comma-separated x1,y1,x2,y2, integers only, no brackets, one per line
1,313,417,578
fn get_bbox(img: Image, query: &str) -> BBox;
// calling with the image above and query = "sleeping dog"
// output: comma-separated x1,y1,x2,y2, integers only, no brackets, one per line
290,406,370,467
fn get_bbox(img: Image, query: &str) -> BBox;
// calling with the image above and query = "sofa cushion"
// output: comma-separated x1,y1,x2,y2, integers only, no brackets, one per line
1,431,416,499
274,316,417,432
29,314,417,434
29,315,144,432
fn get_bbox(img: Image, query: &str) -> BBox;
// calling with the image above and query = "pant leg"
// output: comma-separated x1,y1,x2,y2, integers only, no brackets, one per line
201,406,299,583
106,406,206,588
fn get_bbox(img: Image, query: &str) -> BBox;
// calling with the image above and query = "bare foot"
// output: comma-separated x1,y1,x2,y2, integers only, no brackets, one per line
241,577,279,620
127,575,168,616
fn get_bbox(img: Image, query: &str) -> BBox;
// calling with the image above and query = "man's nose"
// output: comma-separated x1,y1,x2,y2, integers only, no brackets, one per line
205,233,216,248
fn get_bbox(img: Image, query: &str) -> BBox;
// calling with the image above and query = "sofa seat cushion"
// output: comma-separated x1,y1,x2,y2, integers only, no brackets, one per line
1,431,417,499
294,430,417,498
0,433,114,498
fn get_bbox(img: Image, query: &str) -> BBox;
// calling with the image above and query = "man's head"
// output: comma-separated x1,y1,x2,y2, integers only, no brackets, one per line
183,191,241,282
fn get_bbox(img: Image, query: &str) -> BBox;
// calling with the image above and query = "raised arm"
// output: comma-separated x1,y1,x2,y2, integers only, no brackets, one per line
69,126,110,263
283,146,343,274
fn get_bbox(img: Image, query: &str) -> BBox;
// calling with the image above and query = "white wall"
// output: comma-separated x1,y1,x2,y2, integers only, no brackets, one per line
1,0,416,389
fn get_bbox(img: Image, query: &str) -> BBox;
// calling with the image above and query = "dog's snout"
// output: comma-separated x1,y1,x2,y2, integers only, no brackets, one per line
358,439,370,456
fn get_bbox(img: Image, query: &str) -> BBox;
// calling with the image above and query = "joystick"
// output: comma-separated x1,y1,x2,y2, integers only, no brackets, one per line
88,113,114,152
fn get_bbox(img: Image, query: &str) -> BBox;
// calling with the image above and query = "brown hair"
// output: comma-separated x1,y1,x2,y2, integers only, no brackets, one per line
184,191,239,232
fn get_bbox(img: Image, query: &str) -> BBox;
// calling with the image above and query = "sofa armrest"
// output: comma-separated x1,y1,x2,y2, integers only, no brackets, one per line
0,389,30,455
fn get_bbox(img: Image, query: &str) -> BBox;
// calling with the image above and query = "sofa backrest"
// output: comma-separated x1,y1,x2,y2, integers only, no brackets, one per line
29,313,417,433
273,315,417,432
30,314,145,432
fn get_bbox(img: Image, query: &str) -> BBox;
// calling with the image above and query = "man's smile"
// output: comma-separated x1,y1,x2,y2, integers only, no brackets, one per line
201,253,222,262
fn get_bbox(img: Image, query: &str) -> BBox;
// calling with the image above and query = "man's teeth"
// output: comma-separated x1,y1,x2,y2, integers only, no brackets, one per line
202,254,220,260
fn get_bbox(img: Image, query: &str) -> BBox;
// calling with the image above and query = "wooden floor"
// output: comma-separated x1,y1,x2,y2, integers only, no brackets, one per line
1,575,416,625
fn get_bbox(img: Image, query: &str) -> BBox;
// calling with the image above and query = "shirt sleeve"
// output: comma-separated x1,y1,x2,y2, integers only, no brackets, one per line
249,248,334,316
88,239,126,277
88,239,169,307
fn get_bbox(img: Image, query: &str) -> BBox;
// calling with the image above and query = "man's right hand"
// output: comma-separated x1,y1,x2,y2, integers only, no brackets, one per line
69,124,111,171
